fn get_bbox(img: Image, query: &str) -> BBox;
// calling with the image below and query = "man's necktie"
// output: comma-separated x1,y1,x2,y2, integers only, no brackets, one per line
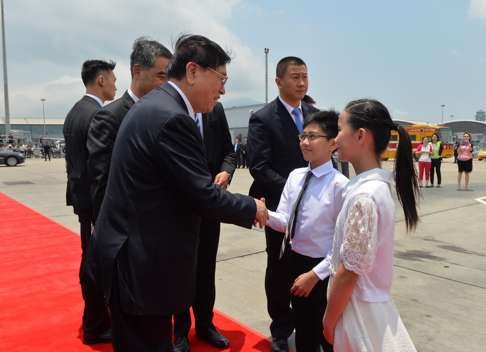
279,170,313,259
292,107,304,133
194,114,202,137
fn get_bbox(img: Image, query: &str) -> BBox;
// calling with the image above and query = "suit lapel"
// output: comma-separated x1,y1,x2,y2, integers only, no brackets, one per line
201,112,210,155
160,82,189,114
275,98,299,135
121,91,135,111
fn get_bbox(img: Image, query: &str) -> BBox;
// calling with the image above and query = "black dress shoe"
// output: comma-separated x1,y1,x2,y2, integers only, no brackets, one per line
271,337,289,352
173,336,191,352
196,326,230,349
82,329,112,345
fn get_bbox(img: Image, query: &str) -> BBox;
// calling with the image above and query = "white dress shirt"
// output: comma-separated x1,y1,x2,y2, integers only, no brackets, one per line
127,88,140,103
85,93,104,107
278,96,302,126
267,160,348,280
168,81,195,119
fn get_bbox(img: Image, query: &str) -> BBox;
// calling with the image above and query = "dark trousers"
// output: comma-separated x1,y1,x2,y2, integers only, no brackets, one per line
174,219,221,337
79,214,110,336
289,250,332,352
265,226,294,339
110,272,172,352
431,158,442,185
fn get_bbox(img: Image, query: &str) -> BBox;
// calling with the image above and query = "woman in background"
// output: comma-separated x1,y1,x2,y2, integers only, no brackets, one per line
415,136,432,188
457,132,473,191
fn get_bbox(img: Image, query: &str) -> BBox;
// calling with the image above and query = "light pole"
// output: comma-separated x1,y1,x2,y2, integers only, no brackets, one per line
41,98,46,137
1,0,10,141
264,48,269,104
440,104,445,124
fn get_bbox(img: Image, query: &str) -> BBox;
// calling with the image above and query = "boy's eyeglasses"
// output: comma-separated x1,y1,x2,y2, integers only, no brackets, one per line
298,133,328,142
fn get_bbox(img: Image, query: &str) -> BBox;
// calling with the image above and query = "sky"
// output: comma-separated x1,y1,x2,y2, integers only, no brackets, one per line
1,0,486,123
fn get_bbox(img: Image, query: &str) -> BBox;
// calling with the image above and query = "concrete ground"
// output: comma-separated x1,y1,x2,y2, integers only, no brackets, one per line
1,157,485,351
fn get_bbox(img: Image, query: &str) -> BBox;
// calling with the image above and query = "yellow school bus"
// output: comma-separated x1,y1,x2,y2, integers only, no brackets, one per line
382,123,454,160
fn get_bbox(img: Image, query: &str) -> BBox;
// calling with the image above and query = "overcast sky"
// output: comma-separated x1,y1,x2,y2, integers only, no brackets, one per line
1,0,486,123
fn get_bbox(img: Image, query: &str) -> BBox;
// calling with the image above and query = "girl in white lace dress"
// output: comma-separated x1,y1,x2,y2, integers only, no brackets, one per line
322,99,419,351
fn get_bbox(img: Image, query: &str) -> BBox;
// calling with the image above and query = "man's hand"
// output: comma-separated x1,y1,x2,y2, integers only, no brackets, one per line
214,171,231,189
254,198,268,228
290,270,320,298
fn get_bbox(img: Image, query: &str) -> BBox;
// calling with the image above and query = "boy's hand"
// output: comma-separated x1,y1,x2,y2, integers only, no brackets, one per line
290,270,320,297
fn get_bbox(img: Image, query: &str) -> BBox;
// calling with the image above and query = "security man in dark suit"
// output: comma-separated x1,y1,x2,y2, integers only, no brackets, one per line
63,59,117,345
247,56,318,352
173,102,236,351
91,34,268,352
87,38,172,220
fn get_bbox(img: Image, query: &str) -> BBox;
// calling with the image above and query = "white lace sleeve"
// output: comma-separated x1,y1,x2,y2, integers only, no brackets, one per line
340,195,378,275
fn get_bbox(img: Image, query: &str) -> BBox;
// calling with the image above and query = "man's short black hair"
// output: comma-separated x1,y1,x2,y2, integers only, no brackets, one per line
168,34,231,80
81,59,116,87
303,110,339,138
130,37,172,72
276,56,306,78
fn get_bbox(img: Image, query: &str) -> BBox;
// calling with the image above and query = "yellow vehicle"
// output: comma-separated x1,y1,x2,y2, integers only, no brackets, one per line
382,123,454,160
478,150,486,161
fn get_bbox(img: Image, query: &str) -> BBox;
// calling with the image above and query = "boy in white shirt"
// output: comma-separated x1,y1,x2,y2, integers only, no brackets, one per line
266,110,348,352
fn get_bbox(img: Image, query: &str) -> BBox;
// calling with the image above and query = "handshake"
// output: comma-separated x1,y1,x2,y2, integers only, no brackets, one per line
253,197,269,228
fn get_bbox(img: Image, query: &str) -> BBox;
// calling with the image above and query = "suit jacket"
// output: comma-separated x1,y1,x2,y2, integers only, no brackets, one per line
247,98,318,210
202,102,236,179
92,82,256,315
86,91,135,220
63,95,102,215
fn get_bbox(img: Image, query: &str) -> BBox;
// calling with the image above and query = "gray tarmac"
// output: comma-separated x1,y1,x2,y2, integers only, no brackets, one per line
1,158,485,351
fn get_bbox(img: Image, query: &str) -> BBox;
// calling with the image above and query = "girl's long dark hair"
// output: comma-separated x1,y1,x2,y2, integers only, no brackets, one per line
345,99,419,231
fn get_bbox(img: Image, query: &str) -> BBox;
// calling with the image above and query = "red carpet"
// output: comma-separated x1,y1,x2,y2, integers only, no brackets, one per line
0,192,270,351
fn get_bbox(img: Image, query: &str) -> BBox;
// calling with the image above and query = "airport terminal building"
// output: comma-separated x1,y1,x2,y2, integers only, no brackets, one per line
2,110,486,149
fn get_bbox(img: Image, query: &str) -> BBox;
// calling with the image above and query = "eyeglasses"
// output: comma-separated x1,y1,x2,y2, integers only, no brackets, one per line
207,67,228,85
298,133,328,142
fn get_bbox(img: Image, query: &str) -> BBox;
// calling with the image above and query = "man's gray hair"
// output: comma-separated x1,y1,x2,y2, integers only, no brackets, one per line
130,37,172,71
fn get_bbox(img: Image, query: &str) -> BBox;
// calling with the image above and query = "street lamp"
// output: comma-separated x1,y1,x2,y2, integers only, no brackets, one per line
41,98,46,136
440,104,445,124
1,0,11,140
264,48,269,104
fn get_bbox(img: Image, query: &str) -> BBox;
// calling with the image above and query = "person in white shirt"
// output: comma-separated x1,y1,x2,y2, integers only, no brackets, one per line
415,136,433,188
323,99,419,351
266,110,348,352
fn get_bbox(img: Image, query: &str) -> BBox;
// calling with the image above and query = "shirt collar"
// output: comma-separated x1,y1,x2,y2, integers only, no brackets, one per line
127,88,140,103
307,159,334,178
278,96,302,116
345,168,393,196
85,94,104,107
168,81,195,119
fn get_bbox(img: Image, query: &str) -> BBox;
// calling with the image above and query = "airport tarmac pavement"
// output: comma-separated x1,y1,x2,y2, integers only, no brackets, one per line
1,157,485,351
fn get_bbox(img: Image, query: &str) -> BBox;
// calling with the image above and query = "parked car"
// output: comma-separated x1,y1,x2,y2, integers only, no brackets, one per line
0,149,25,166
477,149,486,161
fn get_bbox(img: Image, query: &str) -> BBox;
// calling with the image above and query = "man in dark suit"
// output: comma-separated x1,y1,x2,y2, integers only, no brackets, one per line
87,38,172,220
91,34,267,352
173,102,236,351
247,56,318,352
63,59,117,345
